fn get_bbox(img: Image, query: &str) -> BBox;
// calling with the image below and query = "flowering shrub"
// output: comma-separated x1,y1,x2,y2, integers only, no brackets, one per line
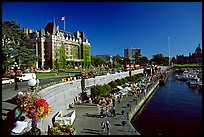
9,69,22,77
16,70,22,76
9,70,15,77
16,91,51,121
51,122,75,135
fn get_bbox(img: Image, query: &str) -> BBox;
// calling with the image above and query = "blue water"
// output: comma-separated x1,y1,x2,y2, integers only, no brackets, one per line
131,72,202,135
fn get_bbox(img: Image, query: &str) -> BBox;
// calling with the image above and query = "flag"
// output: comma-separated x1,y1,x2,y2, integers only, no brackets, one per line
61,16,65,21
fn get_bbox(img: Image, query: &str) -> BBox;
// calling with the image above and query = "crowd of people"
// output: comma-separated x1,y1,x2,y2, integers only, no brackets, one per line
96,71,162,135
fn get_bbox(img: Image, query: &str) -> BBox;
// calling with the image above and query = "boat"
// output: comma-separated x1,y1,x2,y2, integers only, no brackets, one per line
187,76,200,86
175,73,190,81
197,80,202,91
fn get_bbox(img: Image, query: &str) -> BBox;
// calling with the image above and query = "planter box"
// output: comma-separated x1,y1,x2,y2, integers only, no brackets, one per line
54,110,75,125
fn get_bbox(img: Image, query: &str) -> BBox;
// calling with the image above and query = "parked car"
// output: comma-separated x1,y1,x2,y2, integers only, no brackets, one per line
17,73,36,81
2,78,15,84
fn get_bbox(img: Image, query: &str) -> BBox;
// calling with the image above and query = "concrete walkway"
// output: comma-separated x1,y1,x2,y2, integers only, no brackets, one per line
71,96,140,135
71,80,160,135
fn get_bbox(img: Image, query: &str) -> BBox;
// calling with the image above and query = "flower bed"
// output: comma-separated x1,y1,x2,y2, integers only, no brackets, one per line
50,121,75,135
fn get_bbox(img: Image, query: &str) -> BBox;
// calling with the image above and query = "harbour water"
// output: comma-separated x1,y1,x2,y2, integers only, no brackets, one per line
131,72,202,135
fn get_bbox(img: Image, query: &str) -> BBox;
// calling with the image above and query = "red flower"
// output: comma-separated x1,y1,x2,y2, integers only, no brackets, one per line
16,91,51,120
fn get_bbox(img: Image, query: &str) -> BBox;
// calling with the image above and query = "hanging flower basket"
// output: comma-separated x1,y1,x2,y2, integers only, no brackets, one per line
9,70,15,77
16,91,51,122
16,70,22,76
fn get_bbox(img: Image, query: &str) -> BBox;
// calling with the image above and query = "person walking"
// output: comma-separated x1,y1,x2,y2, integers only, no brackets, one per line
101,121,106,134
106,121,111,135
105,107,109,118
112,107,116,118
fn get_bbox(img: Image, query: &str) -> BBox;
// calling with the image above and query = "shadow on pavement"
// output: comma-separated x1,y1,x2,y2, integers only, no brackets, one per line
114,123,123,126
3,97,18,105
2,109,16,135
83,113,102,118
81,128,101,135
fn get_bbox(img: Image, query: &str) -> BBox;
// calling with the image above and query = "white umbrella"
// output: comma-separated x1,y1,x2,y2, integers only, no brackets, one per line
117,86,123,90
125,87,132,91
122,87,129,92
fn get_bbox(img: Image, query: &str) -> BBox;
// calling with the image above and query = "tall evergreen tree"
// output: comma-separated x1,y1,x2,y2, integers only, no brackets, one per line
2,20,37,75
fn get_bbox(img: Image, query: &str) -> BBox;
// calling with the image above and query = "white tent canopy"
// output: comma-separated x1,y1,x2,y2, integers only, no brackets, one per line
117,86,123,90
123,87,132,92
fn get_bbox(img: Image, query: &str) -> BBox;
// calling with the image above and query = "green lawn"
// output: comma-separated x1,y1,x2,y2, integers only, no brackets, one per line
173,64,202,67
35,67,123,78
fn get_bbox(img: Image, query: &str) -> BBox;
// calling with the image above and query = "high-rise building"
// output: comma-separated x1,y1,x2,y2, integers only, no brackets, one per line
27,22,91,69
124,46,141,64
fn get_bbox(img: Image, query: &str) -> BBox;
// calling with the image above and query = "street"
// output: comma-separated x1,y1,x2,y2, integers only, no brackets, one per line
2,76,63,101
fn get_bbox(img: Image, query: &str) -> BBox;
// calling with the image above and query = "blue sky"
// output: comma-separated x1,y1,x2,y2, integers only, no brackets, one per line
2,2,202,59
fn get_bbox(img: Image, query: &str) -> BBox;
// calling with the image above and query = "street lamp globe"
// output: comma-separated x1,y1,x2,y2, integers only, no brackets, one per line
12,61,20,90
28,78,37,91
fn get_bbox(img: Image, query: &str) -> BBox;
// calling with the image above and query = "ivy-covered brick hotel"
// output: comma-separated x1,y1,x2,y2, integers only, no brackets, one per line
25,22,91,69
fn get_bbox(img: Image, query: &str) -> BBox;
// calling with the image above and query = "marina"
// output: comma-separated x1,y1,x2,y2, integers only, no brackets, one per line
131,70,202,135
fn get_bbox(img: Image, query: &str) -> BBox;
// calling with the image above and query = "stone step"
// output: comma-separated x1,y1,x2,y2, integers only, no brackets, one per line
2,102,16,121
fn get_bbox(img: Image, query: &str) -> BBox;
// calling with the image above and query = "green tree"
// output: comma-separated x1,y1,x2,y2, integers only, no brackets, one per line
123,57,130,70
2,20,37,75
138,56,149,65
100,84,111,97
151,54,168,65
92,56,106,67
108,81,118,89
112,54,122,68
171,57,176,65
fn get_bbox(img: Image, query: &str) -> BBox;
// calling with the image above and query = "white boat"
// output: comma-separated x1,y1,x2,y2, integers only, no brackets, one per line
187,76,200,86
175,73,190,81
197,81,202,90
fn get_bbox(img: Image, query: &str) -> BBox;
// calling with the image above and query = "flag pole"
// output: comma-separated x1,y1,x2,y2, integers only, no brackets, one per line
64,17,65,31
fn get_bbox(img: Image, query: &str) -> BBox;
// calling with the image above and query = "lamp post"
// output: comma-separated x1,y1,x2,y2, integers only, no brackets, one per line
28,78,37,92
12,62,20,90
168,37,171,67
28,78,42,135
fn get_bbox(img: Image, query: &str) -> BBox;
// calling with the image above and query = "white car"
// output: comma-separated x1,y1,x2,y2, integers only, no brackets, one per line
2,78,15,84
17,73,36,81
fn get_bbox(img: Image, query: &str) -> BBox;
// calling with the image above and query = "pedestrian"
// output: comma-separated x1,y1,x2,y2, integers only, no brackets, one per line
112,107,116,117
106,121,111,135
101,121,106,134
129,104,131,111
105,107,109,118
100,107,105,117
127,112,129,120
112,97,115,107
117,96,120,103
